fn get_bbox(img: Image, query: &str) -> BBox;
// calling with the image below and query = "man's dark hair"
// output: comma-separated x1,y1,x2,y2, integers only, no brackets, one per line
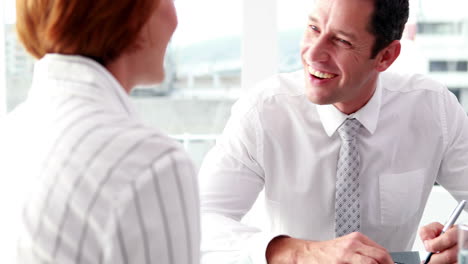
368,0,409,58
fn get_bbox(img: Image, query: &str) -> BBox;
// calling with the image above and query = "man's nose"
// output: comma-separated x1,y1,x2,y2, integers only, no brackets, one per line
303,37,330,63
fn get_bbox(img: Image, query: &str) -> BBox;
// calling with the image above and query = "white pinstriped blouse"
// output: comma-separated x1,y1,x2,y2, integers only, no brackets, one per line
2,54,200,264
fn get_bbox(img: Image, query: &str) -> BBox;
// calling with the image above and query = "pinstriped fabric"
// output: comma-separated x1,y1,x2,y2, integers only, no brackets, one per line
33,109,106,242
51,122,136,258
21,98,103,250
131,181,151,264
74,133,164,264
151,165,175,264
13,55,200,264
116,218,129,264
170,155,194,264
34,99,94,180
95,147,198,264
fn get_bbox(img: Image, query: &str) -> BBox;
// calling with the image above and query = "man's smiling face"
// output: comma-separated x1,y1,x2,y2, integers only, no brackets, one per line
301,0,381,114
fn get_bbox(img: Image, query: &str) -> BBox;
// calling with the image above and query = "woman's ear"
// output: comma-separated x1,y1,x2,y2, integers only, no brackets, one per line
375,40,401,72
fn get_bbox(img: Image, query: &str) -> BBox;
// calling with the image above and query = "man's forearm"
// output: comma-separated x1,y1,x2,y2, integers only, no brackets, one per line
266,235,311,264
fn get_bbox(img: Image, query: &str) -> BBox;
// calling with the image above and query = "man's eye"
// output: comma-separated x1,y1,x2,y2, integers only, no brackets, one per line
309,25,320,33
335,38,352,47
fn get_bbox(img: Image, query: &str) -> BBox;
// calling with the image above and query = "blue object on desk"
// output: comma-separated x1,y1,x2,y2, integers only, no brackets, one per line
390,251,420,264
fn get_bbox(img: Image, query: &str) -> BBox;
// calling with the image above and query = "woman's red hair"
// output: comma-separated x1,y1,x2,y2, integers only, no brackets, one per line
16,0,159,64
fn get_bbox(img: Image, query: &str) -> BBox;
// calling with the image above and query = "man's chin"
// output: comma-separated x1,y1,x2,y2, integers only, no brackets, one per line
305,90,335,105
306,96,334,105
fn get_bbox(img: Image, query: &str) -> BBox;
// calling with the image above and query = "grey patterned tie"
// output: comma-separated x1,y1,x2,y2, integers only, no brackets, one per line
335,118,362,237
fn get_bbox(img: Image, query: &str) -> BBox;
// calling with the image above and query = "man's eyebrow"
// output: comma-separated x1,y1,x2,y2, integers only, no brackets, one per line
335,29,358,41
308,15,318,23
308,15,358,41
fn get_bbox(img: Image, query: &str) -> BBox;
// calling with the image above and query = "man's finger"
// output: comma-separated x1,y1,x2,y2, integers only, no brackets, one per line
344,232,388,252
339,233,393,264
350,253,379,264
420,222,444,242
424,226,458,253
355,243,394,264
424,244,458,264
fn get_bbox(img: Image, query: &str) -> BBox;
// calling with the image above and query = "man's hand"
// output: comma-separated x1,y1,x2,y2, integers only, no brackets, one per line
265,233,394,264
419,222,458,264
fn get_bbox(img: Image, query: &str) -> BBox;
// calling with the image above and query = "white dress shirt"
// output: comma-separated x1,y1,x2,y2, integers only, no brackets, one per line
0,54,200,264
198,70,468,264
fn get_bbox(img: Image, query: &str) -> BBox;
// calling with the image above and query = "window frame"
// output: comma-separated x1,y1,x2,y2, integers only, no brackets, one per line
0,2,7,117
0,0,280,115
241,0,278,90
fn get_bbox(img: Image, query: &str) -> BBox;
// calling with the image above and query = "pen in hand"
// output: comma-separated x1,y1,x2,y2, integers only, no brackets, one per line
423,200,466,264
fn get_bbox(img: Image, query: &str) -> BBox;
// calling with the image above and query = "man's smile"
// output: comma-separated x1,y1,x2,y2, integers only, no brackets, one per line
307,65,337,79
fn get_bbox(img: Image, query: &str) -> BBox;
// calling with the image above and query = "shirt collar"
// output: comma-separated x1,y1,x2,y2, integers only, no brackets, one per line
316,77,382,137
30,54,140,119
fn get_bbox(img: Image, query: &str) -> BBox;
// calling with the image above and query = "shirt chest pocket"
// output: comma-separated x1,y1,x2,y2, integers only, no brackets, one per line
379,169,425,226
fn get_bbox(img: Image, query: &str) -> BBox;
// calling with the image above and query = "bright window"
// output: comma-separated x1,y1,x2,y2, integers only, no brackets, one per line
1,0,245,168
0,1,6,117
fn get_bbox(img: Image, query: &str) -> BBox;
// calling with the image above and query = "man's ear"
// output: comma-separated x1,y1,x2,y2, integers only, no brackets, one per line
375,40,401,72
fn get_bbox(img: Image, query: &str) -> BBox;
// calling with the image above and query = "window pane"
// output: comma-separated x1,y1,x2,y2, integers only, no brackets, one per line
131,0,241,168
277,0,312,73
429,61,449,72
2,0,241,169
417,22,462,35
429,60,468,72
449,88,462,102
4,24,34,112
0,6,6,116
457,61,468,72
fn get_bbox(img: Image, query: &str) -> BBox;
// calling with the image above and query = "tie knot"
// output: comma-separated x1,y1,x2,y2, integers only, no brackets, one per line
337,118,361,141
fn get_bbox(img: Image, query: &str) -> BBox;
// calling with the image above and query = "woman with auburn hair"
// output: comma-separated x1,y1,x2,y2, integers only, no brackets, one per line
3,0,200,263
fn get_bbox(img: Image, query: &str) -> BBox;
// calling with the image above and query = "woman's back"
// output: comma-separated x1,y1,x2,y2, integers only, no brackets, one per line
10,55,200,264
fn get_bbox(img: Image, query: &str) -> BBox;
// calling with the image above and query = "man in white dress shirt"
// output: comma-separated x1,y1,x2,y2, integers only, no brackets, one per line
199,0,468,263
0,0,200,263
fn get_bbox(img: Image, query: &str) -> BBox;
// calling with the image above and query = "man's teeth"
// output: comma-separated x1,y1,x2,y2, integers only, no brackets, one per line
308,66,335,79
